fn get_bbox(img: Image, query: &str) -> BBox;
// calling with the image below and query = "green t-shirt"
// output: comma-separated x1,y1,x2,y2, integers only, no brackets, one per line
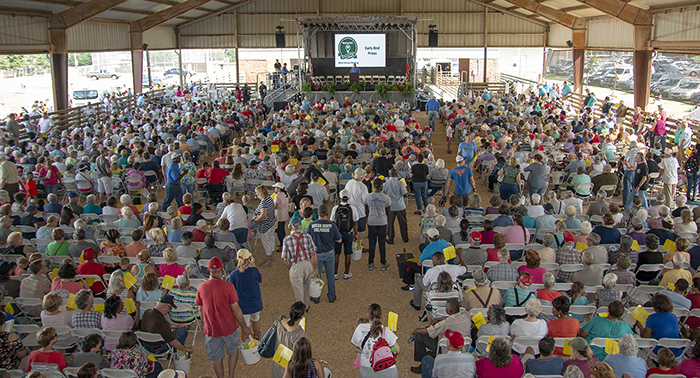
581,315,634,361
47,241,71,256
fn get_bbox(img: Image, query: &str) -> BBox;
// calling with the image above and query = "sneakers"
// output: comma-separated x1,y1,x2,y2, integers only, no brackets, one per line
367,263,374,271
343,273,353,280
409,299,421,311
418,310,428,322
381,262,390,271
401,284,414,291
334,274,338,280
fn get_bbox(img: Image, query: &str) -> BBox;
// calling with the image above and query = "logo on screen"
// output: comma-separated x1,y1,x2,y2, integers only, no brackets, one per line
338,37,358,60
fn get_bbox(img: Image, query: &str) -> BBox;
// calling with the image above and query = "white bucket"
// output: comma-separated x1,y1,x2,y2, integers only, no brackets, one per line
173,350,192,373
309,278,325,298
239,338,261,365
351,240,362,261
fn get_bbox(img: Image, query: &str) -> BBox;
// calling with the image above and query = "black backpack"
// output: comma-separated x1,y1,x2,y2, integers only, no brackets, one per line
335,204,353,234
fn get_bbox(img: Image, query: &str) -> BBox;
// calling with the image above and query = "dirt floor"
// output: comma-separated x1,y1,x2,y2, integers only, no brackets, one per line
177,111,463,378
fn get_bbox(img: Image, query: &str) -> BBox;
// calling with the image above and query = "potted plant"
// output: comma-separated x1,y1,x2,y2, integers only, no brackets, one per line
302,83,313,93
376,82,390,98
322,82,336,96
345,80,366,94
396,82,414,98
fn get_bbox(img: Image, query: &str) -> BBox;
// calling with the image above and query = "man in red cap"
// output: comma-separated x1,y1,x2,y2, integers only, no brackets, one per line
75,247,107,295
459,231,487,266
195,256,252,378
502,271,535,307
556,230,582,282
419,329,476,378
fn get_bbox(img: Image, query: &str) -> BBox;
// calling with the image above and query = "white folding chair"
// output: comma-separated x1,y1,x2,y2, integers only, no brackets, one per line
651,338,692,361
100,330,124,352
168,303,202,345
101,369,140,378
63,367,80,378
635,264,664,284
135,331,174,367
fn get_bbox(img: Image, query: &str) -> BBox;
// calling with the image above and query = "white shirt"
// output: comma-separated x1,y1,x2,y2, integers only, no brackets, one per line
562,198,583,215
509,319,548,354
344,179,368,218
422,264,467,287
659,156,679,184
38,117,53,133
330,202,362,223
218,203,248,230
527,205,545,218
351,323,399,368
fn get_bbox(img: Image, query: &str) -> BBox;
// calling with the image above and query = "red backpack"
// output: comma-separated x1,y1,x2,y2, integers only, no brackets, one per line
369,333,396,372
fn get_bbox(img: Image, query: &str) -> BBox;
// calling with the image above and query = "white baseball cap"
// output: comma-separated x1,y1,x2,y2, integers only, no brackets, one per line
456,156,464,162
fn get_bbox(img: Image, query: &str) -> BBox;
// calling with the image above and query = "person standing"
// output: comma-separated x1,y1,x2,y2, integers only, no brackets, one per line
307,204,341,304
445,156,476,212
282,217,319,309
383,168,409,244
95,148,112,204
365,178,392,271
162,153,186,211
633,153,649,208
659,148,679,208
411,154,429,215
195,257,252,378
621,141,639,210
615,100,628,126
330,189,360,281
675,121,693,165
258,82,267,101
426,96,440,129
254,185,277,267
458,134,477,166
523,154,548,201
0,153,20,199
345,168,369,242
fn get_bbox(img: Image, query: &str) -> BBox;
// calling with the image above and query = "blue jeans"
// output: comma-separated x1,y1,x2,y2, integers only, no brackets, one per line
655,134,667,150
145,326,188,355
315,251,336,301
428,181,444,196
146,362,163,378
529,186,545,201
428,111,438,129
421,355,435,378
44,183,59,196
634,189,648,208
413,182,428,211
499,182,519,201
688,173,699,199
623,170,635,209
181,182,194,195
162,183,183,211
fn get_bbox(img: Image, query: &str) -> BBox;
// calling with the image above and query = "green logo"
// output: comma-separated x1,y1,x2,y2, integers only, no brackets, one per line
338,37,358,60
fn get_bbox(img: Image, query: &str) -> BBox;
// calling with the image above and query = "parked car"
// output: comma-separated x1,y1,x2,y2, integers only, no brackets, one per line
681,64,700,77
668,80,700,101
70,88,99,107
163,68,194,77
617,78,634,92
86,70,120,80
651,70,684,83
651,77,691,97
603,66,633,86
142,76,162,87
588,69,612,86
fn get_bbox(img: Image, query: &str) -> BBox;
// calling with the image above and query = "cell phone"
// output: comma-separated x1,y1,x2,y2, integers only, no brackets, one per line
408,335,415,343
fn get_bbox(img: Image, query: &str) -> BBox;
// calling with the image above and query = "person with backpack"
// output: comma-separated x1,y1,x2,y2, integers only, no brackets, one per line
306,204,341,304
351,303,400,378
330,189,360,281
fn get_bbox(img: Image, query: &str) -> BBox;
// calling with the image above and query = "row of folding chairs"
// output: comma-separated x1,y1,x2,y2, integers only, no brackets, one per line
6,368,139,378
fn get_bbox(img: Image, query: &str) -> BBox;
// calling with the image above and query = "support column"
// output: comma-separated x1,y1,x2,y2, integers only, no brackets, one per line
483,8,488,83
49,28,69,111
633,25,652,111
234,9,240,84
572,28,586,94
130,31,143,94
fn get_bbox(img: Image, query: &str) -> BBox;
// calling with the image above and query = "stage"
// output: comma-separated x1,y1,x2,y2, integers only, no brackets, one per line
303,91,415,106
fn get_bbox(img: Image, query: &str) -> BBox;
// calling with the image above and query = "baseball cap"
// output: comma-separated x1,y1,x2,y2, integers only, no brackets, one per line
171,153,181,159
0,261,16,276
444,329,465,349
630,217,643,228
518,271,534,286
158,370,186,378
471,231,482,241
68,192,79,199
426,228,439,239
26,205,38,211
472,269,488,285
237,249,252,260
543,203,554,213
340,189,350,199
158,294,178,309
456,156,464,162
208,257,223,271
563,231,575,242
273,182,285,189
290,217,302,228
568,337,589,352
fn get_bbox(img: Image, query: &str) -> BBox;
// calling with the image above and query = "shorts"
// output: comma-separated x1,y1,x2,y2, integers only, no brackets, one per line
205,329,239,361
97,177,112,194
446,137,452,141
357,216,367,233
242,311,261,326
456,193,471,207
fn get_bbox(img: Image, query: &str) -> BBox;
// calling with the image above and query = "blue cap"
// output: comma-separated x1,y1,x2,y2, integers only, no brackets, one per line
290,217,302,227
68,192,79,198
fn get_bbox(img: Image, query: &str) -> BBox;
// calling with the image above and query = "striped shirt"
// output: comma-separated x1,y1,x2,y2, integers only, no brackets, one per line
432,351,476,378
281,231,316,263
169,287,199,323
255,196,276,233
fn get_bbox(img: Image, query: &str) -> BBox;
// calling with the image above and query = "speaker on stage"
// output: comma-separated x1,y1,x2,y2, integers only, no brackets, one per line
274,101,288,111
428,30,438,47
276,33,286,48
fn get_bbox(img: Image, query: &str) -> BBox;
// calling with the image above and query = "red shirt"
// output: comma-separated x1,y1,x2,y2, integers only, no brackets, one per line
686,293,700,329
547,317,580,356
178,205,192,215
195,169,208,187
76,261,107,294
27,350,67,372
23,179,37,197
192,228,206,242
195,278,240,337
646,368,678,377
205,167,229,185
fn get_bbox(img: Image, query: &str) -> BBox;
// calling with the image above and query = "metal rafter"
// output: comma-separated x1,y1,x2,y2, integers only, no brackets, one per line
49,0,129,29
131,0,211,32
468,0,549,27
577,0,652,25
498,0,586,29
176,0,259,29
0,5,53,17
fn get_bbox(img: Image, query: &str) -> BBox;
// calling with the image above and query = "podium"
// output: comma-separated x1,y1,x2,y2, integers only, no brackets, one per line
349,72,360,83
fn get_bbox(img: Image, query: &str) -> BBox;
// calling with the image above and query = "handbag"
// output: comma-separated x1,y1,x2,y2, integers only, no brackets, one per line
258,315,285,358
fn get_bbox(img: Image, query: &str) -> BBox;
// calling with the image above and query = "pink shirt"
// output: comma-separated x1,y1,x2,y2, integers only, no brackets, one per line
475,354,523,378
101,314,134,351
501,225,530,244
50,278,84,299
38,165,60,185
518,266,547,284
158,263,185,279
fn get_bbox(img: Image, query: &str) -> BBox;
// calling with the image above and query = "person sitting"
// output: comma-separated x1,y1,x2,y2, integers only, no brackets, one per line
592,213,621,245
591,164,618,196
26,326,67,373
493,204,513,227
475,337,523,378
608,235,639,265
636,234,664,282
595,273,621,307
46,228,70,257
502,271,535,307
657,278,691,310
580,300,634,361
659,253,693,288
69,228,99,259
572,251,603,286
109,331,163,378
609,255,635,285
166,217,184,243
646,217,679,246
645,348,679,376
537,272,563,302
535,203,557,232
420,329,476,378
487,234,508,262
409,252,466,311
51,260,89,299
136,272,165,308
674,209,697,234
518,249,546,284
408,298,471,374
76,247,107,295
673,342,700,377
176,231,198,259
564,205,582,230
487,248,519,283
125,229,148,257
70,333,110,369
663,237,691,265
158,248,189,279
547,296,580,356
463,269,502,310
586,191,610,218
168,274,198,325
139,295,193,355
510,298,548,354
538,233,557,264
402,228,449,290
638,293,682,357
602,334,647,378
563,337,599,378
523,337,565,375
71,289,102,330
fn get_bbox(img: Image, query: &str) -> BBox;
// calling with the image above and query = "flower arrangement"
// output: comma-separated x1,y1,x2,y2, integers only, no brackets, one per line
345,80,366,94
302,83,313,93
322,82,336,96
376,82,390,98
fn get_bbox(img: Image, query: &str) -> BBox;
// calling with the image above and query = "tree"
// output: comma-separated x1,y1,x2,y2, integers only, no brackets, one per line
0,54,50,70
68,53,92,67
224,49,236,63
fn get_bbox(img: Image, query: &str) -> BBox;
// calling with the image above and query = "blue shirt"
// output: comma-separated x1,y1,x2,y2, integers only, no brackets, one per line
459,141,477,162
646,311,682,356
350,66,360,73
525,356,564,375
306,219,342,253
448,166,473,195
228,267,263,314
419,239,449,262
425,99,440,112
592,225,622,244
562,85,572,96
603,354,647,378
165,161,181,184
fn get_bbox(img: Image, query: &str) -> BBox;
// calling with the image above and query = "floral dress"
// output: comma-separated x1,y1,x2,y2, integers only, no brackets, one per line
420,215,437,244
0,332,25,369
99,241,126,268
179,161,196,187
109,349,155,378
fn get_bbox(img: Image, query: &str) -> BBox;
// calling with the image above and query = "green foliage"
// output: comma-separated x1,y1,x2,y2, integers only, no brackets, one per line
68,53,92,67
393,81,414,98
345,80,366,94
0,54,49,70
302,83,313,93
376,82,390,98
224,49,236,63
322,82,336,95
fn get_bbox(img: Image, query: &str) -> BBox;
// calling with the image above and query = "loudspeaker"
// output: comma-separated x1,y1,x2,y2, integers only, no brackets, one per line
428,30,438,47
566,40,573,48
273,101,288,111
276,33,286,48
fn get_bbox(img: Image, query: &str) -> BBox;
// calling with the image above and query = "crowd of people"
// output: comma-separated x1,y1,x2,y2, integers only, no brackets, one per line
0,78,700,378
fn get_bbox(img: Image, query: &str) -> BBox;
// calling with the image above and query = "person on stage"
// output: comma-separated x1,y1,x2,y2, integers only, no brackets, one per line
350,63,360,74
